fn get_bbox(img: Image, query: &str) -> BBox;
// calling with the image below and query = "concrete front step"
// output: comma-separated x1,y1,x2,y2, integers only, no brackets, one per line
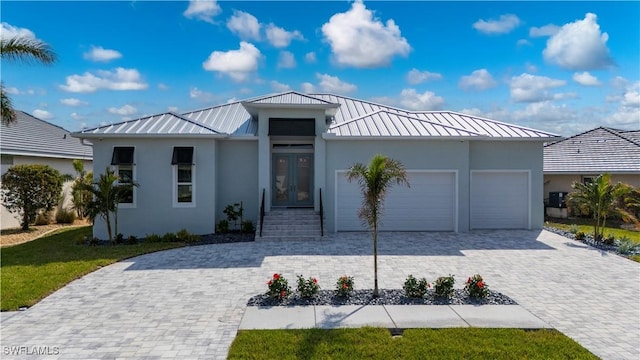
256,235,324,242
256,208,326,241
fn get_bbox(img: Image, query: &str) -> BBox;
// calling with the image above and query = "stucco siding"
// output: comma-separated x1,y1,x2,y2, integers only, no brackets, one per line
216,140,259,227
91,138,216,239
544,174,640,200
325,139,470,232
470,141,544,229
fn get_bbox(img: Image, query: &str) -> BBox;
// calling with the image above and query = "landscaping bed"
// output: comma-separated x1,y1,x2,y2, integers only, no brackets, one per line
544,225,640,261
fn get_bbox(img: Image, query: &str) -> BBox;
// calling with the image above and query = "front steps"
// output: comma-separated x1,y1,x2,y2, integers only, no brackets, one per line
255,208,325,241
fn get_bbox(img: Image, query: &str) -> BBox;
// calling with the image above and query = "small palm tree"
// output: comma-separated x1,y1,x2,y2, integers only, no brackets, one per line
568,174,632,241
79,167,137,242
70,160,93,219
347,154,409,297
1,36,57,124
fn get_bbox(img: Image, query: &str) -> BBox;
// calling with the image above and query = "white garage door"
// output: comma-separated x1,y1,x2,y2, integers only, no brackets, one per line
470,171,529,229
336,171,456,231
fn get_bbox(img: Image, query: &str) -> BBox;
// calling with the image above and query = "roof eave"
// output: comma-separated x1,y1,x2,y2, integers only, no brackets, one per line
322,134,482,141
71,133,227,139
242,102,340,117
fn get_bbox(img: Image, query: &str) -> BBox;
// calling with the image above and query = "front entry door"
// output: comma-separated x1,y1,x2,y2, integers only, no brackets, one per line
272,154,313,207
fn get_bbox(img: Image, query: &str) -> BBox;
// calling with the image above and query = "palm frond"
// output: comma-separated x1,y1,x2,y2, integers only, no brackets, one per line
1,84,16,125
1,37,57,64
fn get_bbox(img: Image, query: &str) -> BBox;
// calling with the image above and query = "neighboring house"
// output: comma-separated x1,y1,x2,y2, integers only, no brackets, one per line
74,91,558,240
544,127,640,205
1,111,93,229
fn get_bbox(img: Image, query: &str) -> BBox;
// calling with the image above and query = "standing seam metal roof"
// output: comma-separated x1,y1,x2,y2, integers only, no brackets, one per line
78,113,220,136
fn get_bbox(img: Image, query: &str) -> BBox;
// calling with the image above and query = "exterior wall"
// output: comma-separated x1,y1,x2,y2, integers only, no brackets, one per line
544,174,640,200
325,139,470,232
91,138,216,239
1,155,93,230
470,141,544,229
216,140,259,228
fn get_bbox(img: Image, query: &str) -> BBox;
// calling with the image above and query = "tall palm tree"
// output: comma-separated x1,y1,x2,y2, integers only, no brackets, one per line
1,36,57,124
347,154,409,297
568,174,631,241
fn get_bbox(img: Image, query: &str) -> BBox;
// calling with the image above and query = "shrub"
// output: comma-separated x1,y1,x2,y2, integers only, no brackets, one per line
336,275,354,297
114,233,125,244
223,203,244,231
267,273,291,300
145,233,162,243
216,220,229,233
162,232,177,242
403,274,430,298
568,224,579,234
574,231,586,240
465,274,489,299
34,211,52,225
297,275,320,299
617,237,639,255
176,228,200,243
434,275,455,298
55,208,77,224
126,235,138,245
603,233,615,245
241,220,255,234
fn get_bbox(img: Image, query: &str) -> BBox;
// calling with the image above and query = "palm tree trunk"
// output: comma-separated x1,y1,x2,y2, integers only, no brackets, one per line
105,212,113,242
373,221,379,298
114,207,119,239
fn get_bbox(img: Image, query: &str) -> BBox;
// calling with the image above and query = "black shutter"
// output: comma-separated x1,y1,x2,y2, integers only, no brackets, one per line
111,147,134,165
269,118,315,136
172,147,194,165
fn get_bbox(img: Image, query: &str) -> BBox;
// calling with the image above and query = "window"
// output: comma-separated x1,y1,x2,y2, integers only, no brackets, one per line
111,147,135,205
172,147,195,206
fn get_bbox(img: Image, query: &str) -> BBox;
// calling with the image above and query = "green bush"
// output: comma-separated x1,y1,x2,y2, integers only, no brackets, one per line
55,208,77,224
603,233,615,245
126,235,138,245
241,220,255,234
574,231,586,240
176,228,201,243
162,232,177,242
297,275,320,299
336,275,354,297
34,211,52,225
434,275,455,298
216,220,230,233
144,233,162,243
568,224,579,234
403,274,430,298
617,237,639,255
267,273,291,300
464,274,489,299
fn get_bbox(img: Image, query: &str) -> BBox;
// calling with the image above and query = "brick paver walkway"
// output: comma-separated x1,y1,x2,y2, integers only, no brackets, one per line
1,230,638,359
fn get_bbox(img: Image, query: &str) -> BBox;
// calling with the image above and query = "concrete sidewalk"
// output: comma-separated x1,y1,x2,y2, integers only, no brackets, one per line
239,304,550,330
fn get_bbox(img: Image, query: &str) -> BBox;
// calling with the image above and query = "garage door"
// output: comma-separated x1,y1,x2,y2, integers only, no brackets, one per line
470,171,529,229
336,171,456,231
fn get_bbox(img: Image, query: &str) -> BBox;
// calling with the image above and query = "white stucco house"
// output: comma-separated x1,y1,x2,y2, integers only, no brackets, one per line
1,111,93,229
74,92,559,240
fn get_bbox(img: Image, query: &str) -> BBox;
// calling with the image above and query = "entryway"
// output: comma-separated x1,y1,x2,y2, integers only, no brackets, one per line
272,153,314,207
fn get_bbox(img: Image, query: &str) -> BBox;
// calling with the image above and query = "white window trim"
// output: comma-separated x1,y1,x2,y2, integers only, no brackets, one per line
111,145,136,209
172,147,196,208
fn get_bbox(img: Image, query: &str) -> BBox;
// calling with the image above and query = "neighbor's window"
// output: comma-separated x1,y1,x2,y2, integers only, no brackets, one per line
111,147,135,204
172,147,194,206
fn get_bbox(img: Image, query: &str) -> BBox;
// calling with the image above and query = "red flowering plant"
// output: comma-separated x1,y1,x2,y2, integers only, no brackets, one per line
296,275,320,299
267,273,291,300
403,274,430,298
433,274,455,298
465,274,489,299
336,275,354,297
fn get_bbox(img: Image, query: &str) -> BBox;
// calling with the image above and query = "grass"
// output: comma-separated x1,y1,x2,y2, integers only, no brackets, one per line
1,226,185,311
228,327,597,359
545,219,640,244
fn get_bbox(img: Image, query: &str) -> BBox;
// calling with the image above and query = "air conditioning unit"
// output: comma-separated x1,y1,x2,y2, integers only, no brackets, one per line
548,192,569,208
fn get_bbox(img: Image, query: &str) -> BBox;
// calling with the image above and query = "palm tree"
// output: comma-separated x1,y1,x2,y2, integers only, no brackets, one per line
347,154,409,297
70,160,93,219
1,36,57,124
568,174,631,241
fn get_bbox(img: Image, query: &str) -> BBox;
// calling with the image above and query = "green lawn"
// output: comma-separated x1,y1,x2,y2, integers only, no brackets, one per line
1,226,185,311
228,327,597,360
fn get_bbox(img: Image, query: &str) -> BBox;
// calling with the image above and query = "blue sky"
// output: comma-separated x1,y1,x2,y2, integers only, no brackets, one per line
2,0,639,135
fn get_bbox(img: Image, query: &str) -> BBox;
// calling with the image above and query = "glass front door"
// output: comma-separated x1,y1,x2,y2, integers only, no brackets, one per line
272,153,313,207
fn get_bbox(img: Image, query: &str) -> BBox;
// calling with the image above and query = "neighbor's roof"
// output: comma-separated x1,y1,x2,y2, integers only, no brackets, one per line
1,110,92,160
75,91,559,140
544,127,640,173
76,112,221,137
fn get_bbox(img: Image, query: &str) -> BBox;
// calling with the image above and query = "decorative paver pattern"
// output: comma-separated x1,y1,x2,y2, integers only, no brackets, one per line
1,230,638,359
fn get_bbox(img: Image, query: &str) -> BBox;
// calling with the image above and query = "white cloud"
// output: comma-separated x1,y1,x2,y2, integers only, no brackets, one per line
572,72,601,86
321,0,410,68
4,86,21,95
406,68,442,85
33,109,54,120
305,52,316,63
525,63,538,73
227,10,261,40
168,106,179,113
458,69,497,91
511,101,580,134
473,14,520,34
510,73,566,103
108,104,137,116
399,89,445,110
611,76,630,90
183,0,221,23
70,112,86,121
189,87,215,102
621,90,640,108
266,23,304,48
202,41,261,82
301,82,316,93
60,67,148,93
60,98,88,107
0,22,35,40
277,51,296,69
517,39,532,47
316,73,357,94
83,46,122,62
543,13,613,70
529,24,560,37
270,80,290,92
158,83,169,90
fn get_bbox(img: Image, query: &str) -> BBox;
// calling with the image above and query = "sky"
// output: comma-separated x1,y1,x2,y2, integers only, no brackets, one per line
1,0,639,136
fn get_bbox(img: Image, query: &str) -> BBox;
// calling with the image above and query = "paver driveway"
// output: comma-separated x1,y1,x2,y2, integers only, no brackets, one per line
1,230,639,359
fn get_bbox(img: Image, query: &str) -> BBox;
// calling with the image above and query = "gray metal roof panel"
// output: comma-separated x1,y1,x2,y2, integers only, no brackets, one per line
1,111,92,159
246,91,336,105
544,127,640,173
77,113,219,136
182,102,256,136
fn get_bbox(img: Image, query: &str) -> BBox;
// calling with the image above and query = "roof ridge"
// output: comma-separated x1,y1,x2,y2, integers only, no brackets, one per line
601,127,640,147
544,126,640,148
165,111,220,133
312,92,408,113
434,110,559,137
245,91,336,105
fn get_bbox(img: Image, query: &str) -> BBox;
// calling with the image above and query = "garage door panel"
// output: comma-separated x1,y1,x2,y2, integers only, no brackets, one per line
336,172,456,231
471,171,528,229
